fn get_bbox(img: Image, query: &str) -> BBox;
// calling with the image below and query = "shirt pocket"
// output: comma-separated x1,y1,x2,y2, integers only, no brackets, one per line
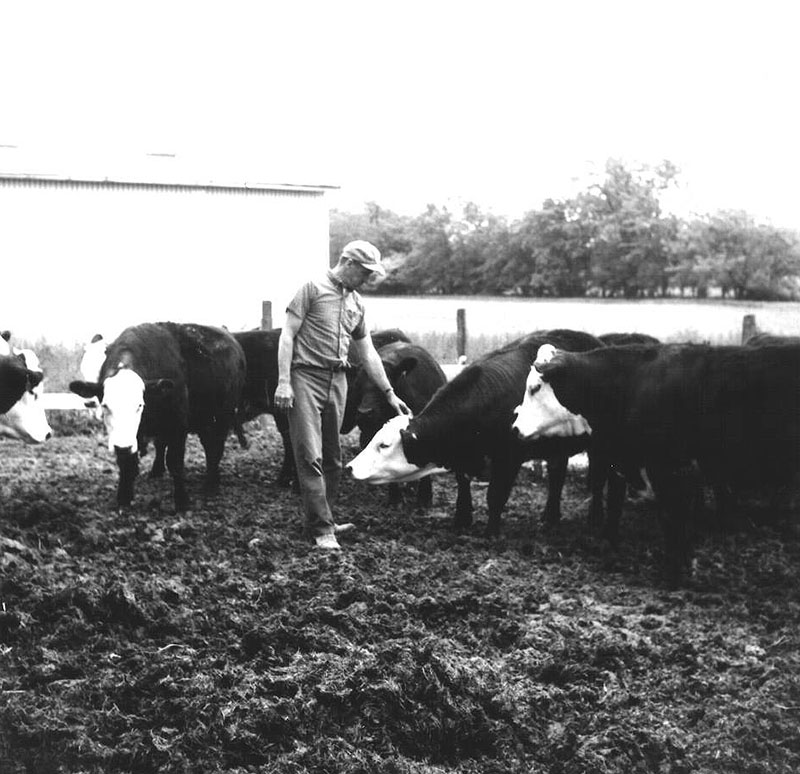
342,305,361,333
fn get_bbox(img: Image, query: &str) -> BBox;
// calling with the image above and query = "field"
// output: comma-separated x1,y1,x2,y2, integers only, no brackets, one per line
364,296,800,361
2,417,800,773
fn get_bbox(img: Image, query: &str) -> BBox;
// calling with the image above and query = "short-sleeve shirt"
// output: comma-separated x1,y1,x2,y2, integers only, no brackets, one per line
286,269,367,369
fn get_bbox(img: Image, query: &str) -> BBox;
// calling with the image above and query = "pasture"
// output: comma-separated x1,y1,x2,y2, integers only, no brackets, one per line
2,418,799,773
364,296,800,360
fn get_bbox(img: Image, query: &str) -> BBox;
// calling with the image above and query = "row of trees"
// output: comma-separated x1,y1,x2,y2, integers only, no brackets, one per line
330,159,800,300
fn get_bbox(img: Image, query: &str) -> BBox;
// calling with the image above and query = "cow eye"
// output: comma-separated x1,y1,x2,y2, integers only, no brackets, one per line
528,384,541,397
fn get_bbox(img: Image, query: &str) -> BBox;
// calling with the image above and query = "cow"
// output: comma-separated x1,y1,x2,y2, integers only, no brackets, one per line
69,322,246,513
231,327,411,490
0,352,50,443
341,339,470,508
746,332,800,346
348,329,623,536
513,341,800,582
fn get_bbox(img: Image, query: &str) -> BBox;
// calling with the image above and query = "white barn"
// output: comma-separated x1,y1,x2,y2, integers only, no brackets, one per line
0,147,338,345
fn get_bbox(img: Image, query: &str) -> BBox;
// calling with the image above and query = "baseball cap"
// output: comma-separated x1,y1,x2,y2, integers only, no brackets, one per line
341,240,386,276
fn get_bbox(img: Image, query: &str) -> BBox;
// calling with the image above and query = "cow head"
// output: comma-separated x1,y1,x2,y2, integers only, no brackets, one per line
354,354,419,444
346,414,447,483
0,362,51,443
511,344,592,440
70,367,175,453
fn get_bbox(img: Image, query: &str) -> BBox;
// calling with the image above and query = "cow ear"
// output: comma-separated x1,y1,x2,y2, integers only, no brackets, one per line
27,370,44,390
70,380,102,400
145,378,175,398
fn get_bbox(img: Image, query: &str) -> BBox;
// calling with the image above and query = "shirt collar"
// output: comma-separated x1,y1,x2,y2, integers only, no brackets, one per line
327,268,350,294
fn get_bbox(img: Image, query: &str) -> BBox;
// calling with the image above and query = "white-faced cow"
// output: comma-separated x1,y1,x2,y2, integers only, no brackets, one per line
0,351,51,443
348,329,623,536
342,339,471,509
513,341,800,582
70,322,246,513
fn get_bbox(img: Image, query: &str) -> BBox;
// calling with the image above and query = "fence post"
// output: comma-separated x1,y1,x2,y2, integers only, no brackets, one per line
456,308,467,361
261,301,273,331
742,314,757,343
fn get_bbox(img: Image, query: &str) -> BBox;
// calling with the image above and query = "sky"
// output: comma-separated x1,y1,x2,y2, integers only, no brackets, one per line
2,0,799,227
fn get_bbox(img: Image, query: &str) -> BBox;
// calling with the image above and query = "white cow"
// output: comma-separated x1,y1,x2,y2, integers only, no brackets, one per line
511,344,592,440
347,413,447,484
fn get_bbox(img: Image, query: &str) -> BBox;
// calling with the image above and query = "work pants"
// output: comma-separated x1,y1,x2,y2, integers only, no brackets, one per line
287,366,347,537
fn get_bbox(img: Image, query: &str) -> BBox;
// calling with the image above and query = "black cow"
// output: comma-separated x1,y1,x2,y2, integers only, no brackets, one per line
526,342,800,581
70,322,246,513
349,329,623,536
746,332,800,346
342,340,471,508
231,327,411,490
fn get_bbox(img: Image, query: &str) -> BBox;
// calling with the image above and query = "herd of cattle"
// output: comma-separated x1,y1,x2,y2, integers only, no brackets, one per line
1,322,799,583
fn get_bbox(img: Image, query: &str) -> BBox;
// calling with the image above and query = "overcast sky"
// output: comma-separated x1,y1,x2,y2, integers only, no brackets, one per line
3,0,798,226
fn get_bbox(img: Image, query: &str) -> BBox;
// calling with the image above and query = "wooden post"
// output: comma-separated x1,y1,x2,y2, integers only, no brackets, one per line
742,314,757,344
456,308,467,361
261,301,273,331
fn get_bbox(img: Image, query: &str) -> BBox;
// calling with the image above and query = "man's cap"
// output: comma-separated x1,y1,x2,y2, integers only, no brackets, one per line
341,240,386,276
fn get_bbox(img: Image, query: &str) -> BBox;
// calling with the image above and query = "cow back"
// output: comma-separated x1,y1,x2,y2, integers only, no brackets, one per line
162,323,246,429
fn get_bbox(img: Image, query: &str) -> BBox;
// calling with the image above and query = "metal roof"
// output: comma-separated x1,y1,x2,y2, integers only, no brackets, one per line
0,145,339,194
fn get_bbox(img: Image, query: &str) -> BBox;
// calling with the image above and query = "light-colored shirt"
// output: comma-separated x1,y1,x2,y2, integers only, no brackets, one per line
286,270,367,370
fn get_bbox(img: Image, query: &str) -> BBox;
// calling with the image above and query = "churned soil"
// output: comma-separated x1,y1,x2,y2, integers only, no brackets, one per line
1,417,799,773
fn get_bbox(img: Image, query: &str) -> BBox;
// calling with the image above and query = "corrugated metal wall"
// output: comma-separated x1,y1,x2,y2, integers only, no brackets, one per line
0,178,330,344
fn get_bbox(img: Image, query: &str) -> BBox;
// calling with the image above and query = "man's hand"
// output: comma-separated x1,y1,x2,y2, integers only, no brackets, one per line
386,390,411,416
274,382,294,412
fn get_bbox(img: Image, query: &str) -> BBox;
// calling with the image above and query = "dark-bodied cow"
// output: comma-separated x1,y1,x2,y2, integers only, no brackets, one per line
746,331,800,346
514,341,800,582
348,329,622,535
0,353,50,443
232,327,411,490
70,322,246,513
342,340,471,508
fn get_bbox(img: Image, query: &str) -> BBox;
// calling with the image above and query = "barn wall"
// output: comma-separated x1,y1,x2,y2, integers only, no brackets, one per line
0,179,330,344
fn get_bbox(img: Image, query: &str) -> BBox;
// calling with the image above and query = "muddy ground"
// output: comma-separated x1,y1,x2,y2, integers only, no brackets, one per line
1,416,799,773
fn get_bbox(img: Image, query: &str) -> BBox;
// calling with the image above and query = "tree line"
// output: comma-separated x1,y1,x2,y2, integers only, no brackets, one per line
330,159,800,300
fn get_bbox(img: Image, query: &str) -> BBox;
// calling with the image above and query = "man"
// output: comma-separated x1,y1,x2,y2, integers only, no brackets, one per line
274,240,411,549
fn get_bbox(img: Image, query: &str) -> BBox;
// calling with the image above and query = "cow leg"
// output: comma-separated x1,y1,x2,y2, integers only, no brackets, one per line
485,458,523,537
151,440,167,478
200,422,231,493
586,447,612,529
234,416,249,450
415,478,433,509
115,447,140,509
165,436,190,514
541,455,568,526
648,464,695,586
603,470,627,547
453,472,473,529
387,483,403,505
